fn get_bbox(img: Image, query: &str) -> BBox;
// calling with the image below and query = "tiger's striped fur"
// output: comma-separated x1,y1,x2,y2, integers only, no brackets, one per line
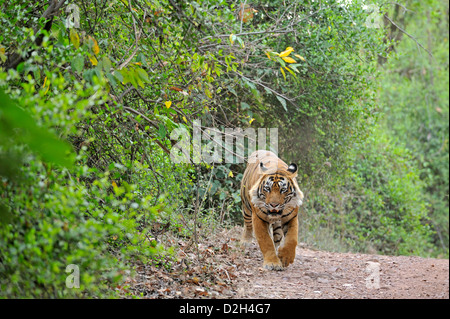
240,150,304,270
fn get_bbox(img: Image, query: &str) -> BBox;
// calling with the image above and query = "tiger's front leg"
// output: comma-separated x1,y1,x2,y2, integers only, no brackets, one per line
252,209,283,271
277,213,298,267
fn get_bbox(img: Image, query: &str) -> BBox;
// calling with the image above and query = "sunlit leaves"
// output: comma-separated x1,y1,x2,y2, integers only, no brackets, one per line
280,67,286,81
266,46,305,80
89,56,98,66
279,47,294,57
294,54,306,62
282,56,296,63
89,36,100,55
229,33,235,44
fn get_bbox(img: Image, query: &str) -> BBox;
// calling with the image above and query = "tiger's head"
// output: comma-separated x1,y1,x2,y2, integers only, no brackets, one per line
250,162,303,220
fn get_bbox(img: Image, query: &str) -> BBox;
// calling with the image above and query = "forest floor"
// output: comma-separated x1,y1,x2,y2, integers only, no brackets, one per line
120,226,449,299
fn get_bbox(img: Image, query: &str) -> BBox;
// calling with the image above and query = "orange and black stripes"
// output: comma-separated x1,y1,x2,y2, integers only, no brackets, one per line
240,150,303,245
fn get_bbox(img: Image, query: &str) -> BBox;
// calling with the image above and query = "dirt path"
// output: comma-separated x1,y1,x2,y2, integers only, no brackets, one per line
123,227,449,299
235,242,449,299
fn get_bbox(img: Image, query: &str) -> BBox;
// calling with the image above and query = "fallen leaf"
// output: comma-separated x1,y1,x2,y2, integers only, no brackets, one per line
221,243,229,253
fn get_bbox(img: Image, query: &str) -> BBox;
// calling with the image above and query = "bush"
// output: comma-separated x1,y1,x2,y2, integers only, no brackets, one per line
301,127,435,256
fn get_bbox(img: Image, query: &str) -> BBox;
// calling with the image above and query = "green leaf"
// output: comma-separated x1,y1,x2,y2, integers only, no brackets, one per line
158,123,166,140
229,34,236,44
71,55,84,73
240,102,250,110
113,70,124,83
275,57,286,68
284,66,297,79
102,57,112,72
0,89,74,168
205,88,213,99
263,87,272,95
236,36,245,48
106,73,117,87
136,68,150,83
276,95,287,111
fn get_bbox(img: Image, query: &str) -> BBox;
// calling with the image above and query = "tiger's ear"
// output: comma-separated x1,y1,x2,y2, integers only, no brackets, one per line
260,162,269,172
287,163,298,174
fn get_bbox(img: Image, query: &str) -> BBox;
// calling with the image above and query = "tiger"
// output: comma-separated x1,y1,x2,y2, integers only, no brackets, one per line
240,150,304,270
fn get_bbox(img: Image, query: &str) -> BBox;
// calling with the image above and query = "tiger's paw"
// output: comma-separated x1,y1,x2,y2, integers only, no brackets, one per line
278,246,296,267
240,236,253,249
263,259,284,271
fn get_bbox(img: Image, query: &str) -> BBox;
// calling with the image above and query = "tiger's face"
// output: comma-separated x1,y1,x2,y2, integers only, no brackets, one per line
258,174,298,211
251,170,303,221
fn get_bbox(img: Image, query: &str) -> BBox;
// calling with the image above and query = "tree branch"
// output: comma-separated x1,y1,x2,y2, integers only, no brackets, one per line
384,14,433,58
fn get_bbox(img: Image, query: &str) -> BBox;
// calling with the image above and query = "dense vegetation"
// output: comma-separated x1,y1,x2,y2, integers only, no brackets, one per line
0,0,448,297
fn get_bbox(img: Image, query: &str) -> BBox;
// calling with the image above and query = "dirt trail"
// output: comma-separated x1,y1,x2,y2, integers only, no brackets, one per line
124,227,449,299
235,242,449,299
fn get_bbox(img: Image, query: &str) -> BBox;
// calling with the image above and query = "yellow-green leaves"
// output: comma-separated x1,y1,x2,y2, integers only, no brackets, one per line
70,29,80,49
294,54,306,62
282,56,296,63
84,35,100,55
42,76,50,95
229,33,235,45
229,34,245,48
279,47,294,57
280,67,286,80
265,46,306,81
89,56,98,66
0,45,6,63
118,66,150,88
284,66,297,78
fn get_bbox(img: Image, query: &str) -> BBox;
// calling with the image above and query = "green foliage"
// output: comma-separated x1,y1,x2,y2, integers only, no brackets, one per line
0,89,74,177
298,0,448,257
301,128,435,256
377,0,449,256
0,0,447,298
